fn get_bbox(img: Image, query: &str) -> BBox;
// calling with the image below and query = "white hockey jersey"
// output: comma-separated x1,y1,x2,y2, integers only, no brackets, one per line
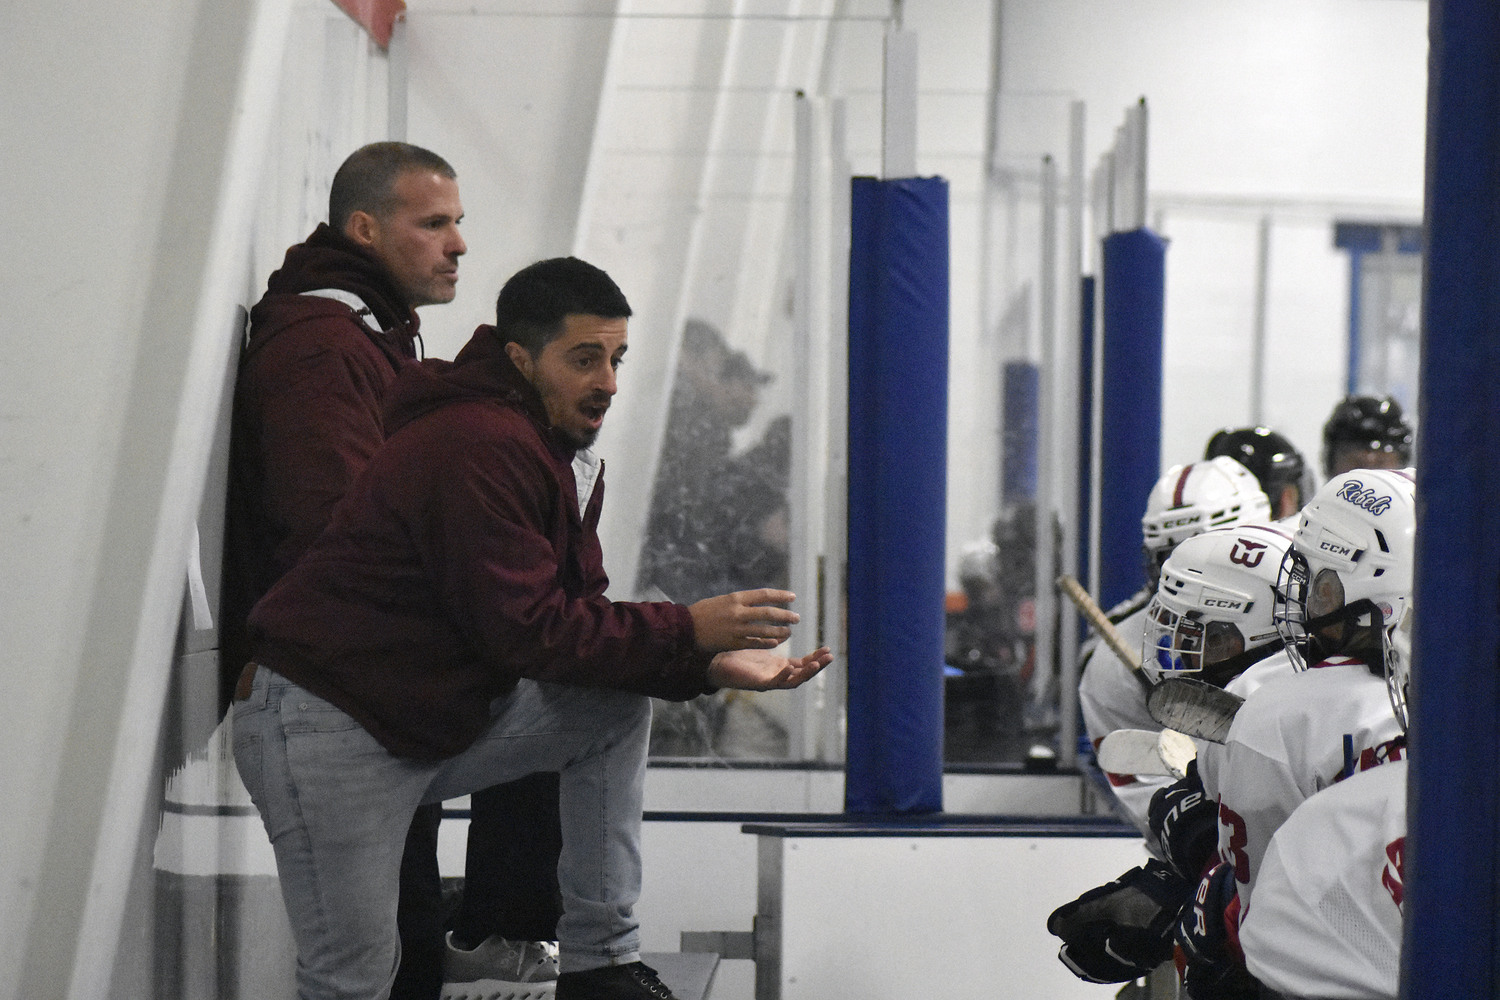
1239,760,1406,1000
1191,648,1296,795
1198,656,1405,908
1223,647,1296,702
1077,603,1162,833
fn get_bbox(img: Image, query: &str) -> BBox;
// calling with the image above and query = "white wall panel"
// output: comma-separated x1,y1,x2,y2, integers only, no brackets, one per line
991,0,1424,534
757,830,1149,999
0,0,293,993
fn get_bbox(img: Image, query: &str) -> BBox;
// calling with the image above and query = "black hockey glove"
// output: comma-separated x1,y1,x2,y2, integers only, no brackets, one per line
1175,862,1260,1000
1046,859,1192,984
1148,759,1219,879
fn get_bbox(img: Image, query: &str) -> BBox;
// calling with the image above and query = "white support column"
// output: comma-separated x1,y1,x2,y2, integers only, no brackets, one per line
817,98,852,763
1032,155,1059,762
790,93,819,760
1129,98,1149,230
1056,101,1086,768
387,13,408,140
882,28,918,179
1251,215,1271,426
1087,151,1108,602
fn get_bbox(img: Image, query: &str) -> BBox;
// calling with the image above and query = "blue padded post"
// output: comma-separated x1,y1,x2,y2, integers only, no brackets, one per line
1096,230,1165,611
1002,361,1039,504
1077,275,1096,586
845,176,949,815
1405,2,1500,996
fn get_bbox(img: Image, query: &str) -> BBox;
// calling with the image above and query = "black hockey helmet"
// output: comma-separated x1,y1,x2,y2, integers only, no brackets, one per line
1321,395,1413,478
1204,426,1312,515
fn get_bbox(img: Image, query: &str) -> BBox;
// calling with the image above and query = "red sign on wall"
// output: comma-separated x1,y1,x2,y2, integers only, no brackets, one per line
329,0,405,49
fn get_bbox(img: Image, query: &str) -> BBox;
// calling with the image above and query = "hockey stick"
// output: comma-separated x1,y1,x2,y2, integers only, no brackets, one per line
1057,574,1142,672
1146,677,1244,744
1095,727,1197,778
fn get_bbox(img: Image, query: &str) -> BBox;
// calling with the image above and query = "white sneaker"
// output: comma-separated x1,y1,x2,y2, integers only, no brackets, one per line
442,932,559,1000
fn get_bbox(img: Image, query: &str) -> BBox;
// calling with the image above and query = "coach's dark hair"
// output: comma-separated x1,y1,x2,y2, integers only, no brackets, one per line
328,142,456,231
495,257,632,356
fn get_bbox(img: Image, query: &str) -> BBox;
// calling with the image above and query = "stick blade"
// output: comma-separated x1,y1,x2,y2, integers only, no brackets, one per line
1094,728,1195,779
1095,729,1169,776
1147,677,1244,744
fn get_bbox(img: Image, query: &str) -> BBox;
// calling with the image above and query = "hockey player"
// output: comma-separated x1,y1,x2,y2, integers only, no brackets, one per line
1174,605,1415,1000
1321,394,1414,479
1079,457,1271,833
1142,521,1300,886
1204,425,1314,520
1047,522,1291,986
1141,522,1296,693
1194,467,1414,914
1058,469,1415,993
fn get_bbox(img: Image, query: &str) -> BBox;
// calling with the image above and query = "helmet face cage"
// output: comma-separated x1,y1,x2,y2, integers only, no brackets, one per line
1275,553,1390,672
1144,598,1247,683
1141,525,1291,685
1274,547,1315,669
1273,469,1415,670
1385,604,1414,733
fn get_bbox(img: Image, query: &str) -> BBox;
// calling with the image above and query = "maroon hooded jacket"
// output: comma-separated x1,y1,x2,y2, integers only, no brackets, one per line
219,224,422,715
248,325,713,761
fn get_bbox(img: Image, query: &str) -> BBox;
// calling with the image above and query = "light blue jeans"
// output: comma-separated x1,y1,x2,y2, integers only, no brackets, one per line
232,665,652,1000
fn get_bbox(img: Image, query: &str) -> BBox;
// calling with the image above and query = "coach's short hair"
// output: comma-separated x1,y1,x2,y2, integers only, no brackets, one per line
328,142,456,231
495,258,632,356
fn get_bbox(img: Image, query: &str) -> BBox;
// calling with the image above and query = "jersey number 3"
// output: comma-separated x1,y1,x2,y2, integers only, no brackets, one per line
1217,802,1251,884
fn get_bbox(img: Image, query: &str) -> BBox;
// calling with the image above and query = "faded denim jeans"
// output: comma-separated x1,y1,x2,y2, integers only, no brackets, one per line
233,665,652,1000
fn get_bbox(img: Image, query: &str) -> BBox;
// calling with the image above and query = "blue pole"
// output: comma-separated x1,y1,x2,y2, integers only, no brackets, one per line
1405,2,1500,996
1347,250,1363,396
845,176,949,815
1097,230,1165,611
1002,361,1039,504
1077,275,1096,587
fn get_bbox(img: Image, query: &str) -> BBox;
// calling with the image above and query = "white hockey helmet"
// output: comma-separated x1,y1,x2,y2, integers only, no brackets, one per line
1273,467,1416,670
1385,601,1414,733
1140,457,1272,586
1142,522,1294,687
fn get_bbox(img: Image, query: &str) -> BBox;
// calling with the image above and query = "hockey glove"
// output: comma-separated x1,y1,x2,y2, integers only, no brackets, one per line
1046,859,1192,984
1148,759,1218,879
1175,862,1259,1000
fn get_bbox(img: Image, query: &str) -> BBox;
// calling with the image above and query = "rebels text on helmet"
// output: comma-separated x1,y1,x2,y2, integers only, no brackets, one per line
1336,479,1393,516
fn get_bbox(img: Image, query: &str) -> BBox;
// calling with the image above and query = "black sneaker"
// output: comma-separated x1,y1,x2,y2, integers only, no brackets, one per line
554,961,679,999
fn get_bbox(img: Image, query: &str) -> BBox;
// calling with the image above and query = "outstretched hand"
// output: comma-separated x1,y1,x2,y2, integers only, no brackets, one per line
707,646,832,692
688,588,799,652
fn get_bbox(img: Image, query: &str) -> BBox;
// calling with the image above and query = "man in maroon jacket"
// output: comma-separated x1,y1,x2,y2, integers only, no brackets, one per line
232,256,829,1000
221,142,560,1000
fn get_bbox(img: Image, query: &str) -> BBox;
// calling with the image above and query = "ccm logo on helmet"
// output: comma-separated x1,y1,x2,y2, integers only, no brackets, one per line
1319,540,1355,557
1203,598,1245,610
1336,480,1393,516
1163,514,1202,529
